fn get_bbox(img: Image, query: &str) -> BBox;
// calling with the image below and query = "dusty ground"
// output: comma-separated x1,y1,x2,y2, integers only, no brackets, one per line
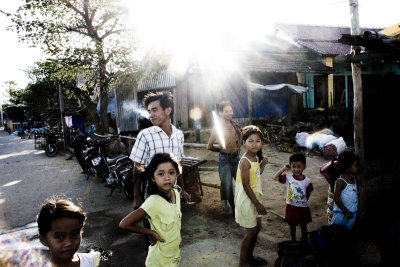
0,128,330,266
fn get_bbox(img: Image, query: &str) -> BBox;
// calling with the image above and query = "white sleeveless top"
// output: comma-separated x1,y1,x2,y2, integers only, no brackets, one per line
333,176,358,213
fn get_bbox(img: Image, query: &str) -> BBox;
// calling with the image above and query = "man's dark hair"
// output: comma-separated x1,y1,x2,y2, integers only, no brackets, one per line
289,153,307,165
217,101,233,113
143,91,173,114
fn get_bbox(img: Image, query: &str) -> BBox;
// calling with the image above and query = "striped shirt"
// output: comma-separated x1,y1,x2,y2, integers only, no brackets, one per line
129,124,184,166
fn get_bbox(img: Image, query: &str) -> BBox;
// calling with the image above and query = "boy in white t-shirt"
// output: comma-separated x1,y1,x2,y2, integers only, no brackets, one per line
273,153,314,241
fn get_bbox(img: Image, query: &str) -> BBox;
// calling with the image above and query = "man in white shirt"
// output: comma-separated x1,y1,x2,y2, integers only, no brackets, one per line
130,91,189,209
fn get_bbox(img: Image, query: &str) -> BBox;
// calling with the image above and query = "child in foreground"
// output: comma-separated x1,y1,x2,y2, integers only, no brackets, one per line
120,153,182,267
273,153,314,242
234,125,269,266
331,150,359,230
37,198,100,267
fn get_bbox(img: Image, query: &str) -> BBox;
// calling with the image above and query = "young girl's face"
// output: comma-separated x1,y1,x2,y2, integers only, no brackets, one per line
152,162,178,194
243,133,262,154
40,217,82,264
348,160,359,174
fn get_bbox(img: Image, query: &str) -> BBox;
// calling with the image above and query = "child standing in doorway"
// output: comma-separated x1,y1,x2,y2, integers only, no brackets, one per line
273,153,314,242
235,125,269,266
120,153,182,266
331,150,359,230
37,198,101,267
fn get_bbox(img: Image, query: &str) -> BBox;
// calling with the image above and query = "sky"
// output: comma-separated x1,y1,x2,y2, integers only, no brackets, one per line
0,0,399,98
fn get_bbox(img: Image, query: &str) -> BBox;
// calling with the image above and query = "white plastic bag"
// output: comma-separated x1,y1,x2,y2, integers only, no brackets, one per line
295,132,309,148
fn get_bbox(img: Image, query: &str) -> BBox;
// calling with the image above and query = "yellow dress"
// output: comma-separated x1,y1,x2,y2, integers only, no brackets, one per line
234,156,264,228
141,189,181,267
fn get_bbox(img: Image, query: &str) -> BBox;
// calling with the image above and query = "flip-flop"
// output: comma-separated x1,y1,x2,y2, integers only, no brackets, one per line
248,256,268,266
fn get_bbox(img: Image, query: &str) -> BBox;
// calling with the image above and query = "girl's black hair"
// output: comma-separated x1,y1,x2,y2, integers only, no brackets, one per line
144,153,181,202
338,150,358,174
37,198,86,237
242,125,264,161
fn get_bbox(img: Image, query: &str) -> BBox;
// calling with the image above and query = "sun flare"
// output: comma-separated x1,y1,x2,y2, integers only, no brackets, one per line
123,0,274,75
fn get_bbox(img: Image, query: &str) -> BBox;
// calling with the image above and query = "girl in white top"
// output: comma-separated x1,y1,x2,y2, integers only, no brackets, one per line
331,150,359,230
37,198,101,267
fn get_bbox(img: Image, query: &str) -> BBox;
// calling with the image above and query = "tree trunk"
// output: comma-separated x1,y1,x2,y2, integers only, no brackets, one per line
99,89,109,134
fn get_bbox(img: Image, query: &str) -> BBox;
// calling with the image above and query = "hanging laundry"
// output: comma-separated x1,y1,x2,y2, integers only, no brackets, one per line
64,116,73,128
72,114,85,134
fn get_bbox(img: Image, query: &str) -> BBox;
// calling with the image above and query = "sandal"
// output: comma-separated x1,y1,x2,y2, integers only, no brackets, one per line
248,256,268,266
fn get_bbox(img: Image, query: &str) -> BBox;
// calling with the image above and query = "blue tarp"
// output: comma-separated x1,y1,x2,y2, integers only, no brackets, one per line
248,83,310,118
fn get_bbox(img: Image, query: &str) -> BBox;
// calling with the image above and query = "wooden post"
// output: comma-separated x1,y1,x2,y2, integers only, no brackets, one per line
349,0,364,161
58,84,67,149
349,0,366,224
246,74,252,124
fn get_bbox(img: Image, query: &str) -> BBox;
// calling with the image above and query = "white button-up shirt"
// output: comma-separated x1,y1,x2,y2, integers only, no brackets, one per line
129,124,184,166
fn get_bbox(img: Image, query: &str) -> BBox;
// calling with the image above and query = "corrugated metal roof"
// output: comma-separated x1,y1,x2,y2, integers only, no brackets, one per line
138,69,176,92
241,36,333,73
380,23,400,39
243,52,332,73
275,24,382,55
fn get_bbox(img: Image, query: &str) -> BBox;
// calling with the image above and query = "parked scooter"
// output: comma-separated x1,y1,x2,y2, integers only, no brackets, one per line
70,135,103,181
104,155,134,200
94,135,134,200
70,134,134,200
43,130,60,157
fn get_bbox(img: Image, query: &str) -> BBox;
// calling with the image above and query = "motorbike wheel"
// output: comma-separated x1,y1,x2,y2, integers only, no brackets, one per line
98,167,106,183
123,178,134,200
45,143,58,157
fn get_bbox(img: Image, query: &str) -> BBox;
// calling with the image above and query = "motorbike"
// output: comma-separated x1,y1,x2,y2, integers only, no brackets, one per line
70,135,103,181
70,134,134,200
43,130,60,157
104,154,134,200
93,135,134,200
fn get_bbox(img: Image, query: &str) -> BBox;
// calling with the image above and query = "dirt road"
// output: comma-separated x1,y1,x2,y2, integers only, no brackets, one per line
0,129,329,266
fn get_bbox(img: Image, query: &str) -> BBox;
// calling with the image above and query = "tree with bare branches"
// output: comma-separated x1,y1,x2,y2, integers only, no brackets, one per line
10,0,139,134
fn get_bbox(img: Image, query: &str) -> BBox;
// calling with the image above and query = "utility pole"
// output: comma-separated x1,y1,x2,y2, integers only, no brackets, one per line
349,0,366,224
349,0,364,162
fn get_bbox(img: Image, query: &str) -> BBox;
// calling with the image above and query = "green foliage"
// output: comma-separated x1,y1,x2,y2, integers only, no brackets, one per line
9,0,140,133
4,104,28,122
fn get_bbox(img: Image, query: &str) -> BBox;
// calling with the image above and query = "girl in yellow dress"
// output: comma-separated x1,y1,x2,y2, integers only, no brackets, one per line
235,125,269,266
120,153,182,267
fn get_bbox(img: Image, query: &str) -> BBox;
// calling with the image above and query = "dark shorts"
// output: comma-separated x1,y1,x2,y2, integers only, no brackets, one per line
285,204,312,226
218,153,239,202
